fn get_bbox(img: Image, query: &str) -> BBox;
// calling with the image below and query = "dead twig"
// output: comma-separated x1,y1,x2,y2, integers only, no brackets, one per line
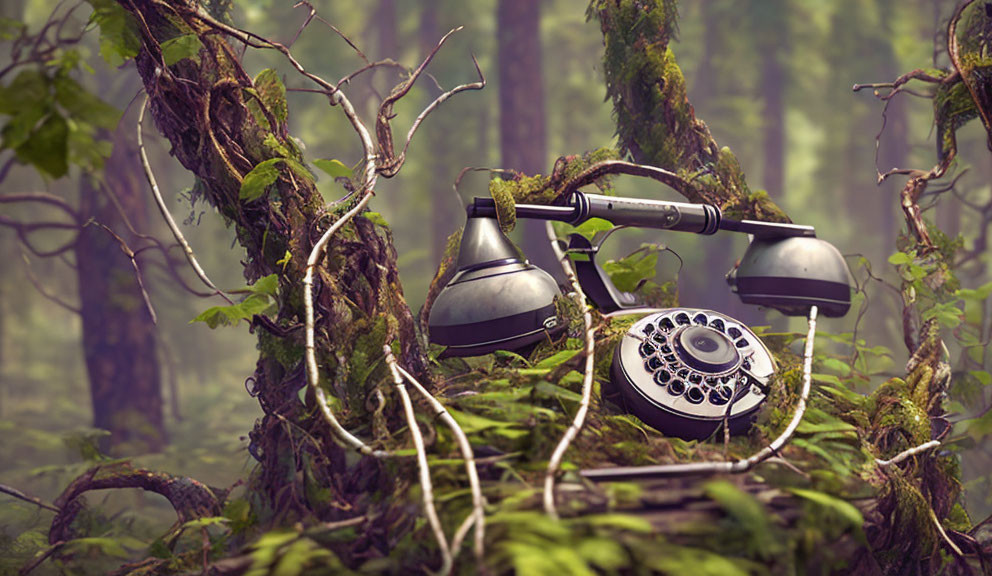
384,347,452,574
544,246,596,519
137,96,232,305
396,364,485,562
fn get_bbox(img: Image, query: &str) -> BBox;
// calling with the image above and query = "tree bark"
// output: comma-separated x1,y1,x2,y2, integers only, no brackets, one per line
114,0,427,551
755,0,787,201
497,0,561,279
76,129,165,454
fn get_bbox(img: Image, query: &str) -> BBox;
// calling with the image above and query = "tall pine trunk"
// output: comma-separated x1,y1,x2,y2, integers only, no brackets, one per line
76,130,165,454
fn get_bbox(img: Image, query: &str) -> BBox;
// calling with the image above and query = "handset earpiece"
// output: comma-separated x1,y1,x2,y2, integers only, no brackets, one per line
427,215,563,357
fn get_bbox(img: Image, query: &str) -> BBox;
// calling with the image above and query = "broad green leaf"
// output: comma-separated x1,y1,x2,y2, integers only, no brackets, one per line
192,293,273,328
251,274,279,297
535,348,581,369
54,76,120,130
970,371,992,387
254,68,288,123
86,0,141,66
240,158,282,201
571,217,614,240
887,251,912,266
313,158,352,178
15,113,69,178
603,249,659,293
0,70,48,114
160,33,203,66
704,480,780,557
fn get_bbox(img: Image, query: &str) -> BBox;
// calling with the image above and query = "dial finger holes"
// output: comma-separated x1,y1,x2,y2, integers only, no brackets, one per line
668,380,686,396
660,317,676,331
693,313,708,326
685,386,706,404
709,385,734,406
675,313,691,326
654,370,671,385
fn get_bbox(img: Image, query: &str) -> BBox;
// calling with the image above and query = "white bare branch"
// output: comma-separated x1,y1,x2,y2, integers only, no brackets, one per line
396,364,485,562
384,347,452,574
544,246,596,519
137,96,232,305
875,440,941,468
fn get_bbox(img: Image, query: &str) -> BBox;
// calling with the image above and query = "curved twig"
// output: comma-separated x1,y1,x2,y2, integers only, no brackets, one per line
396,364,485,562
875,440,941,468
558,160,692,201
581,306,818,481
137,96,232,305
18,245,81,314
544,248,596,519
384,347,452,575
302,88,386,457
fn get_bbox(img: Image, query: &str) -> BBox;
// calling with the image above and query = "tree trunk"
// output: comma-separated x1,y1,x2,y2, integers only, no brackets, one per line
755,0,787,201
115,1,427,551
497,0,560,279
75,130,165,454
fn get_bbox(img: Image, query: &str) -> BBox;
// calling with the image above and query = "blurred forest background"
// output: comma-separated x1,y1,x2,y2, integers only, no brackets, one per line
2,0,991,572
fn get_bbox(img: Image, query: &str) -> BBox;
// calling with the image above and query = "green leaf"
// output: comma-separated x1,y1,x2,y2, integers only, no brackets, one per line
887,251,912,266
362,211,389,227
970,371,992,387
240,158,282,201
603,249,659,293
160,33,203,66
181,516,228,529
86,0,141,66
788,488,864,531
313,158,352,179
0,70,48,115
704,480,780,558
192,293,273,328
54,76,120,130
251,274,279,297
535,348,581,369
579,513,652,533
15,113,69,178
571,217,614,240
254,68,288,123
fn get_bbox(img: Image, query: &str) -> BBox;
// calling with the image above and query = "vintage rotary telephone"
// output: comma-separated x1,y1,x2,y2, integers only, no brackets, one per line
427,189,852,440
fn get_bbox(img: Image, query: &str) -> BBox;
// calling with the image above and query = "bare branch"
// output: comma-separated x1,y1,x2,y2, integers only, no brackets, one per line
18,246,81,314
396,363,485,562
375,26,466,175
389,54,486,175
581,306,818,481
0,192,78,221
87,221,158,325
384,347,452,574
0,482,60,513
138,96,232,305
876,440,941,468
544,247,596,519
558,160,692,200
